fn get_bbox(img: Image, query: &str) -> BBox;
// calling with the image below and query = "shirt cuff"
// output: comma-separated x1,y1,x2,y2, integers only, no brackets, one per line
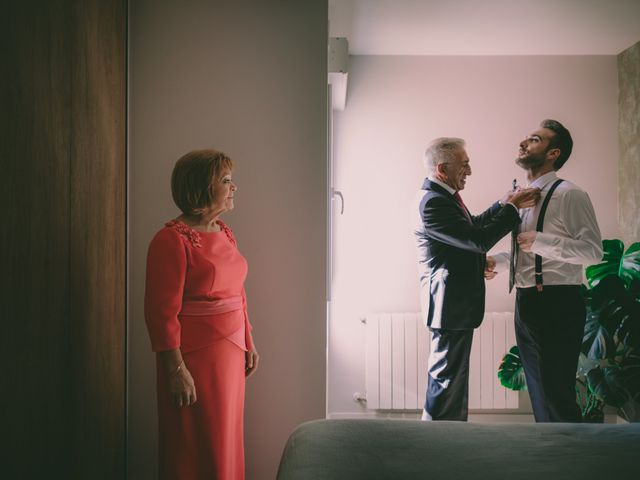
531,232,553,256
491,252,510,272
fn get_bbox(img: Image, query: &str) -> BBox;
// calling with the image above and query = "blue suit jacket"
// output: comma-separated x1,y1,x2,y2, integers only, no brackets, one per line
414,179,520,329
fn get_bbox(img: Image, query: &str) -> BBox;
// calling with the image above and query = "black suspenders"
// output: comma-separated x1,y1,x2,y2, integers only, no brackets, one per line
534,179,564,292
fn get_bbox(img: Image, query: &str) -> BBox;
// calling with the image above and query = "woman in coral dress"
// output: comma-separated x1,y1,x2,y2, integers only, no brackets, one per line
144,149,259,480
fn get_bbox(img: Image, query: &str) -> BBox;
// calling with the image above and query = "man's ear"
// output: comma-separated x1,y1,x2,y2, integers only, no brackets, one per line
436,162,448,176
546,148,561,162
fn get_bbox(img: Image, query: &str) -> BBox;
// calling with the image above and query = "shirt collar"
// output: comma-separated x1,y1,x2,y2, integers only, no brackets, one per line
529,171,558,190
428,176,456,195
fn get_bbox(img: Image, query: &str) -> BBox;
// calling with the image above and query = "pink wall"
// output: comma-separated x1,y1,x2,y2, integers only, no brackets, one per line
329,55,620,415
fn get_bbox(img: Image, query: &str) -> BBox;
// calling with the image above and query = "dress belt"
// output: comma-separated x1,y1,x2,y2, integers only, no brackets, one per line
179,296,243,316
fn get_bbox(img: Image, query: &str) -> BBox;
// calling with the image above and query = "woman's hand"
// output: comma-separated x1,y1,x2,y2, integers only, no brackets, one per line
169,362,197,407
159,350,197,407
245,347,259,378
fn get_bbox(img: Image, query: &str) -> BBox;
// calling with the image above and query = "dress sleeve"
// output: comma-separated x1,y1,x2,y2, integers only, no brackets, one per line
144,228,186,352
242,286,254,350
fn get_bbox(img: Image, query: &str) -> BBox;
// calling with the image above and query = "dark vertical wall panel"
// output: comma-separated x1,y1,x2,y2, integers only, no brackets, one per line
1,2,73,475
0,1,126,477
618,40,640,246
68,0,127,476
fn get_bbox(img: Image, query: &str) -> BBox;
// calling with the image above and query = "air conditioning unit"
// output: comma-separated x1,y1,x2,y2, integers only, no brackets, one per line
328,37,348,110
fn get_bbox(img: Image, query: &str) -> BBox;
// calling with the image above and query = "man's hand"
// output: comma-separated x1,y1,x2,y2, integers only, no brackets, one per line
484,255,497,280
504,187,541,209
517,231,537,252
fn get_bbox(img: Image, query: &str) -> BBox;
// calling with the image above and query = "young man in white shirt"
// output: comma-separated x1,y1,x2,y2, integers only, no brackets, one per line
486,119,602,422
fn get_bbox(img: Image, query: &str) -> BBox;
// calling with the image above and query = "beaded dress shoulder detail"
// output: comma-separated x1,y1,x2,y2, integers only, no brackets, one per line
217,220,237,246
165,220,202,248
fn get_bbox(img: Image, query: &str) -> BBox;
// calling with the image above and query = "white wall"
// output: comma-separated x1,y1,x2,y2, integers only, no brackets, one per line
128,1,327,479
329,55,620,415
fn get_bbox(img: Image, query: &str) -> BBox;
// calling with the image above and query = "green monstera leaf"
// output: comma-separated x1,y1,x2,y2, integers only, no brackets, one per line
587,364,630,408
498,345,527,391
577,353,599,378
583,275,640,352
586,352,640,409
582,298,616,360
587,364,632,407
617,350,640,399
586,240,640,289
582,276,624,358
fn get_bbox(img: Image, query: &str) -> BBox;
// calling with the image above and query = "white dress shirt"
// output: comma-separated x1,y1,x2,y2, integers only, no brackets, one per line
493,171,603,287
427,176,456,195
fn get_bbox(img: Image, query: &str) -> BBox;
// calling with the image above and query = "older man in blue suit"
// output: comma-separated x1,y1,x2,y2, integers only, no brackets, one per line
414,137,539,421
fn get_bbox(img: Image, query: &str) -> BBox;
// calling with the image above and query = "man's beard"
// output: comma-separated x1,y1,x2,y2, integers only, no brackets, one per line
516,151,546,169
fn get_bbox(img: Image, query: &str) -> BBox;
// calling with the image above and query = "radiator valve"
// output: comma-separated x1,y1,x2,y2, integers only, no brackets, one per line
353,392,367,404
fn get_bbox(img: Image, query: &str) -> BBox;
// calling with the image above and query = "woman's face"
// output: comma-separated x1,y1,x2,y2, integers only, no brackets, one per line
210,169,237,214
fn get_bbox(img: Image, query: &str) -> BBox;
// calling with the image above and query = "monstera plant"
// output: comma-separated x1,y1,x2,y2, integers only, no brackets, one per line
498,240,640,422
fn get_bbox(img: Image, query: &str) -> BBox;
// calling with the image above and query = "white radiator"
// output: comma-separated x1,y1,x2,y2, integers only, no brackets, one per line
364,312,518,410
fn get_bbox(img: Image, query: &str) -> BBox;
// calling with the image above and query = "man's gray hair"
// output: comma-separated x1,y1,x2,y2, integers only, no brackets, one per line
423,137,465,175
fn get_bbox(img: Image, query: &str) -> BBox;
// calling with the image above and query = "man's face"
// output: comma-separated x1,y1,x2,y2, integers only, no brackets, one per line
442,148,471,191
516,127,556,169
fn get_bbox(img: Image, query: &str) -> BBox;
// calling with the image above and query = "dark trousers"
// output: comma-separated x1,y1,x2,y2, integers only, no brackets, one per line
515,285,585,422
424,328,474,421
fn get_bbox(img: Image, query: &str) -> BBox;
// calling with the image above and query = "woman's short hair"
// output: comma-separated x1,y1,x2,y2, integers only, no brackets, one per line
171,149,234,215
424,137,465,175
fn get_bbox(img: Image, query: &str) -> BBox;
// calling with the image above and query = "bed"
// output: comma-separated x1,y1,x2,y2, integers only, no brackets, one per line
277,419,639,479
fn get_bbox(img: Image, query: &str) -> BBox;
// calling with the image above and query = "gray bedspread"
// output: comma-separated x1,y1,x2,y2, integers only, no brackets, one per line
277,419,639,480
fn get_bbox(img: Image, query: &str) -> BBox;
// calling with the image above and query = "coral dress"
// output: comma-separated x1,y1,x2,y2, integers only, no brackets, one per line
144,219,253,480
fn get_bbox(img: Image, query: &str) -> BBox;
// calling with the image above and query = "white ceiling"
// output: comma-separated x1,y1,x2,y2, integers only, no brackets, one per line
329,0,640,55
